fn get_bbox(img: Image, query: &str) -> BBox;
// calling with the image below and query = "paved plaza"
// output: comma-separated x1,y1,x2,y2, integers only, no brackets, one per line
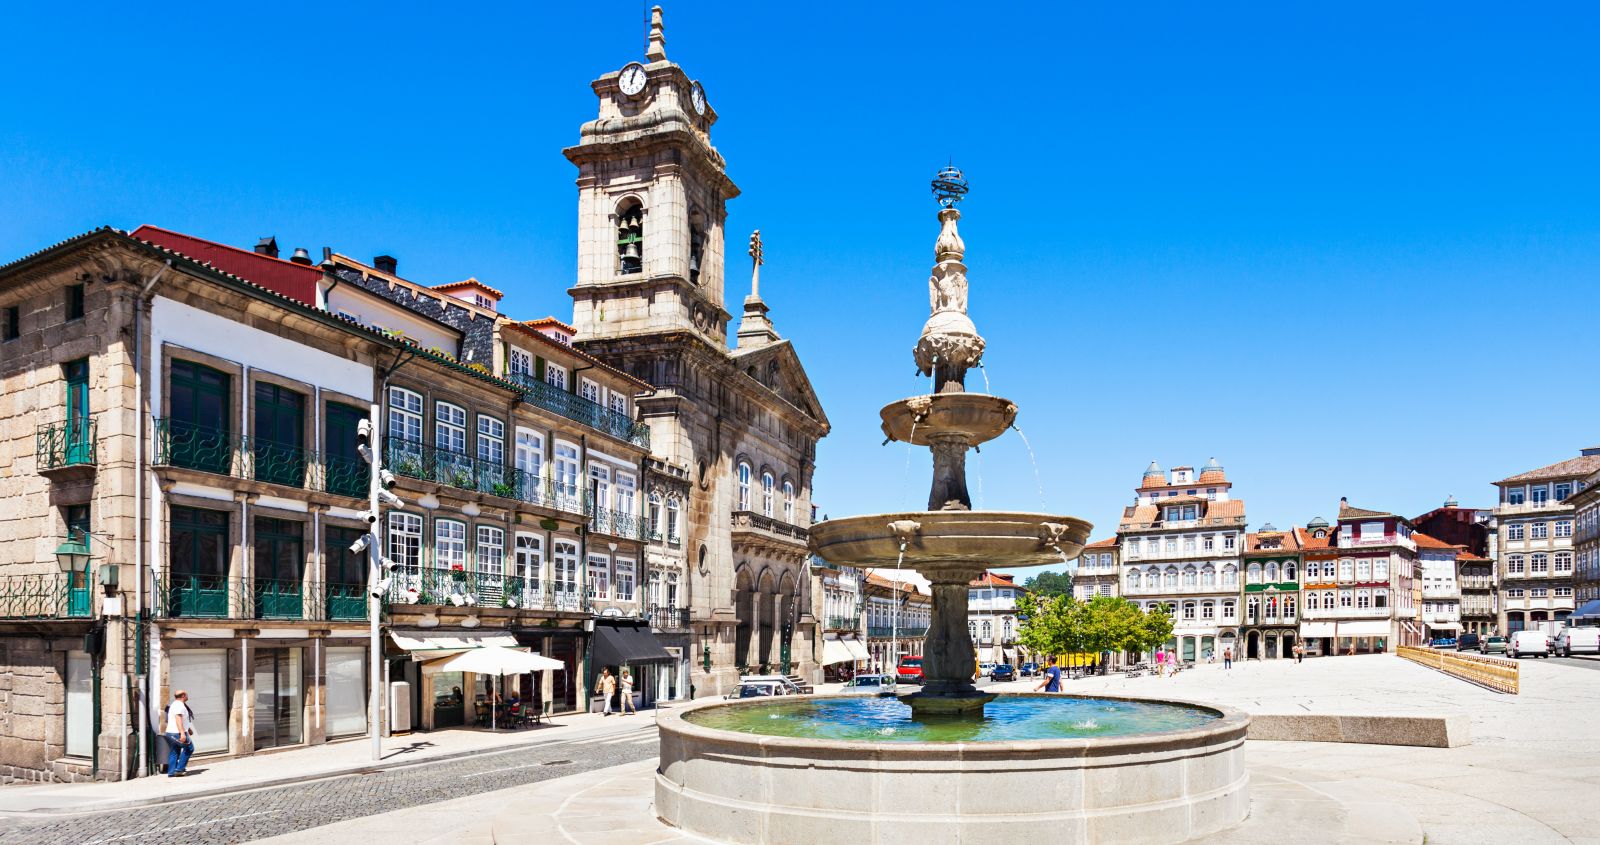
112,654,1586,845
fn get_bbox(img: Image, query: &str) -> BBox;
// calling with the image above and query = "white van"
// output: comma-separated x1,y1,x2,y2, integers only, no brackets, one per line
1507,630,1549,659
1554,626,1600,657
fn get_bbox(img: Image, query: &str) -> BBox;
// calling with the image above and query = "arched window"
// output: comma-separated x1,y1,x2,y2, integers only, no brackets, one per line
1285,596,1297,618
1284,562,1297,582
647,491,663,539
1127,570,1140,590
1247,596,1259,620
1221,599,1236,619
666,496,681,543
1265,562,1279,582
688,220,705,285
782,480,795,524
1164,567,1178,589
1223,564,1238,587
969,621,977,639
617,201,644,275
1323,592,1335,610
1182,566,1197,587
981,620,992,638
1246,563,1262,584
736,462,751,511
1374,590,1388,609
1201,565,1216,587
761,471,775,517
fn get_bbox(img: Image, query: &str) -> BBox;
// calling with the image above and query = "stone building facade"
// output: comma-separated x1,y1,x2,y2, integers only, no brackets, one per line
1240,527,1301,660
1118,460,1246,662
1569,465,1600,611
1070,538,1120,601
1491,450,1599,634
561,10,829,695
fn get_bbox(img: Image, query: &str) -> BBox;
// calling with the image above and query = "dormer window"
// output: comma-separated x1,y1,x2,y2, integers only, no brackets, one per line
617,201,644,275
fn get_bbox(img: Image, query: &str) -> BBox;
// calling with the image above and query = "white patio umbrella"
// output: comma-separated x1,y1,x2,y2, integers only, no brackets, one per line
424,647,564,730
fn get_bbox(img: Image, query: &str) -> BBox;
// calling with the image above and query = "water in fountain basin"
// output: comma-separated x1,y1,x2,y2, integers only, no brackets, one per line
686,696,1218,743
1010,425,1048,512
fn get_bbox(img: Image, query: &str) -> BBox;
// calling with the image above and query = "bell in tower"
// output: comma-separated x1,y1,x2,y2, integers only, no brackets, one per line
566,5,740,346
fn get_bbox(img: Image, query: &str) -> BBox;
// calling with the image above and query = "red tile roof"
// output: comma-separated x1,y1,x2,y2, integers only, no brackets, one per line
1412,532,1460,551
1083,537,1118,549
1293,526,1332,550
969,571,1017,587
1245,530,1301,553
432,277,505,301
524,316,576,333
130,225,321,306
1496,455,1600,485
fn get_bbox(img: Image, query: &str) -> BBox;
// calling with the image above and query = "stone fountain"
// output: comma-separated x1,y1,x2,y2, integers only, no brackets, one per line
653,168,1251,845
808,166,1092,717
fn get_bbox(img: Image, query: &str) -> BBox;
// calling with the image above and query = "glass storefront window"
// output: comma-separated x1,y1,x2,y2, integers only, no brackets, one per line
65,652,92,758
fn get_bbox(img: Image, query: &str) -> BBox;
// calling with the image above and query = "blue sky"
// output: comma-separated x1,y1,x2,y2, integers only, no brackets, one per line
4,3,1599,573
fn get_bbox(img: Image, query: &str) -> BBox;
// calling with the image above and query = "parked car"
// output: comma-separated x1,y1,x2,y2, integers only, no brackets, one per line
1455,633,1480,652
1019,662,1039,677
1429,637,1457,649
740,674,808,694
896,656,924,684
730,681,786,699
1554,626,1600,657
1507,630,1549,659
990,664,1016,682
978,662,997,678
842,673,892,692
1479,635,1507,655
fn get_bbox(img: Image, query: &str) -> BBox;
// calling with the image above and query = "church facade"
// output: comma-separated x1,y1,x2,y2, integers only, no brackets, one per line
563,8,830,695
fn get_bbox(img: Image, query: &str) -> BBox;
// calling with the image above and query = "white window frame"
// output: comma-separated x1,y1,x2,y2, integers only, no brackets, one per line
387,386,422,445
615,557,636,601
782,480,795,524
546,362,568,390
477,526,504,580
761,471,775,517
388,512,423,582
435,518,466,572
588,553,611,599
737,462,752,511
435,402,467,454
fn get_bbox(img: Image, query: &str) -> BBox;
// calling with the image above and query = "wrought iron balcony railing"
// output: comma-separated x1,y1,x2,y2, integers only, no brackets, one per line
383,439,588,514
150,574,369,621
385,568,592,614
37,419,97,470
649,604,690,631
825,614,860,631
866,625,928,638
0,571,93,619
506,373,650,450
587,503,647,540
150,417,367,499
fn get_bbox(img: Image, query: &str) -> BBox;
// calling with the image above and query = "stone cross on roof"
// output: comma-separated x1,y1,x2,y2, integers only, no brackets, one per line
646,5,667,63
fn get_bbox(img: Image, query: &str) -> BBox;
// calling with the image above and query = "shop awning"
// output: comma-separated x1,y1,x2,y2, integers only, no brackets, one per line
422,646,565,676
1427,622,1462,633
843,636,870,662
389,629,519,659
1300,622,1337,638
593,623,674,666
821,635,855,666
1338,620,1391,637
1572,599,1600,622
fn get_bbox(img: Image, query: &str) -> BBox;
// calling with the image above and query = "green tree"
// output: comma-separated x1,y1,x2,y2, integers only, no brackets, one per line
1021,570,1073,598
1136,602,1176,655
1015,592,1085,658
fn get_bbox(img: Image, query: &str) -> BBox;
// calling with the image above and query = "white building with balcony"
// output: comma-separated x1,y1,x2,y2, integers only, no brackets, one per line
811,556,869,680
1492,450,1598,634
1415,532,1464,640
1118,459,1245,662
1070,538,1120,601
1296,500,1422,655
967,571,1025,665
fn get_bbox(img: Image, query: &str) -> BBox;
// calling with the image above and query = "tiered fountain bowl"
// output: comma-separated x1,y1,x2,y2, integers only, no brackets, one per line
656,167,1249,845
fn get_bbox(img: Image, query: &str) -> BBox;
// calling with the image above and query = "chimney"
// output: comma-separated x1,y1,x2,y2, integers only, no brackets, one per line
289,248,313,265
374,255,398,276
254,236,279,258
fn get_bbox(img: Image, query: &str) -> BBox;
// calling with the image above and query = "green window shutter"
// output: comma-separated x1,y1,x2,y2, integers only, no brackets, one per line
535,357,545,380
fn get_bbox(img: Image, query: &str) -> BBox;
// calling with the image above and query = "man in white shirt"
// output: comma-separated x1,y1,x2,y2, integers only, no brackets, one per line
164,690,195,777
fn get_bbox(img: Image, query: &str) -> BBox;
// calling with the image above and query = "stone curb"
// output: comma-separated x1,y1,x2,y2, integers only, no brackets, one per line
1246,713,1470,748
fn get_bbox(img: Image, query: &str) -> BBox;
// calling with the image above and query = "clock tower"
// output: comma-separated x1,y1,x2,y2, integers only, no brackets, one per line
566,7,831,699
564,5,738,347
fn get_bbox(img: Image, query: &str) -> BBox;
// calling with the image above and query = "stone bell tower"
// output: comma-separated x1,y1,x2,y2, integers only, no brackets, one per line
565,5,740,347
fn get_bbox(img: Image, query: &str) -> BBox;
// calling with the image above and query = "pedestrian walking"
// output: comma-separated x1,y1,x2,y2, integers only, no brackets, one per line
164,689,195,777
1154,649,1166,677
1293,643,1304,664
601,668,617,716
620,668,637,715
1223,647,1233,670
1034,657,1062,692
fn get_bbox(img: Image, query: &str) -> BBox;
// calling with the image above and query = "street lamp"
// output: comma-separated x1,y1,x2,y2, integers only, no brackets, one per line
54,532,92,572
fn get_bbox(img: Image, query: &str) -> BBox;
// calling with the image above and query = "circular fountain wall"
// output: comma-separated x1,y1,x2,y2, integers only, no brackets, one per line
655,693,1251,845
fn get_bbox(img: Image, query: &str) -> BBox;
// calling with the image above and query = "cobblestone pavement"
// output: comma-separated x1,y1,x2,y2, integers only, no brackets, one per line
0,723,661,845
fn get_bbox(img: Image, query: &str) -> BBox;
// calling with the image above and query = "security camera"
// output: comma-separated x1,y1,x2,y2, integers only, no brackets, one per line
349,534,371,555
357,509,377,524
379,556,401,573
369,576,391,599
379,468,397,489
378,489,405,508
356,418,374,447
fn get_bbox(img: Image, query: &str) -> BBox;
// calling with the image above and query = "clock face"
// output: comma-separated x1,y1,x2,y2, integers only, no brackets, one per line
690,81,706,115
619,62,647,96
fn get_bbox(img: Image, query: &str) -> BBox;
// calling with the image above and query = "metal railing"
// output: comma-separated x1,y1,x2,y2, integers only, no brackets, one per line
507,373,650,450
730,510,810,543
151,574,370,621
385,568,592,614
1119,516,1248,531
825,614,860,631
587,504,646,540
867,625,928,638
384,439,594,516
37,419,96,470
1398,645,1519,694
151,418,367,499
0,571,93,619
648,604,690,630
1495,500,1574,516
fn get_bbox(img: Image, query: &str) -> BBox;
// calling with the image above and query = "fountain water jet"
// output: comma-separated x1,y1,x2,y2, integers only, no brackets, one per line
807,167,1091,718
